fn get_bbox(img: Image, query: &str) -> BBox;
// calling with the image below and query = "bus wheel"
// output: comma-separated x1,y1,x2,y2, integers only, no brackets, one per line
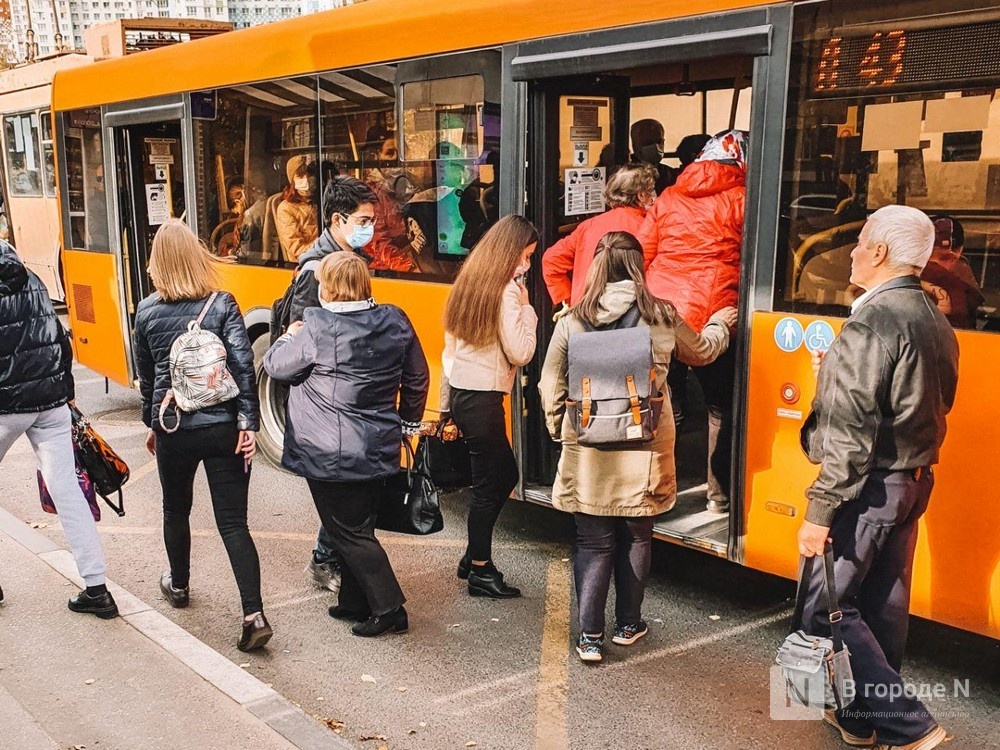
252,334,286,467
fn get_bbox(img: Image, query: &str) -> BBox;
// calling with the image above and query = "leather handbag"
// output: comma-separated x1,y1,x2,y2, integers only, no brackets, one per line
70,405,129,517
376,437,444,536
775,545,854,711
37,444,101,522
425,421,472,489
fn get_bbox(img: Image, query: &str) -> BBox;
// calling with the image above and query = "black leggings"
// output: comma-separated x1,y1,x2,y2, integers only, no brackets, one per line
155,423,263,616
450,389,519,563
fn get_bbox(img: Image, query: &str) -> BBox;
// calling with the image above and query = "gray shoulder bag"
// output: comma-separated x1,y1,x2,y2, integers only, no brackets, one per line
775,545,855,710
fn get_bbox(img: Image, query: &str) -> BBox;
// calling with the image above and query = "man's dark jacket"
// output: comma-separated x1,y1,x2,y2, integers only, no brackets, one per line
801,275,959,526
0,241,75,415
133,291,259,431
263,303,429,481
288,229,372,324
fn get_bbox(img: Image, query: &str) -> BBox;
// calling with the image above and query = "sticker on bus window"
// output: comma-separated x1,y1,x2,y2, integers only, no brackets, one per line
564,167,605,217
774,317,804,352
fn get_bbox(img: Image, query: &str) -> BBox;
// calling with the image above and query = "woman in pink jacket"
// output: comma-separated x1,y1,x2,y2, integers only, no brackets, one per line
542,164,656,309
637,130,747,513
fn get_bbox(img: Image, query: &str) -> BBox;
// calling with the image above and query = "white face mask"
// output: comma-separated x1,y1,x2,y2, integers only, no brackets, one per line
513,260,531,280
294,177,313,196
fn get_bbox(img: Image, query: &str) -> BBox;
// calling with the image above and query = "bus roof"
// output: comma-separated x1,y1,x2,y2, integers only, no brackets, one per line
52,0,768,111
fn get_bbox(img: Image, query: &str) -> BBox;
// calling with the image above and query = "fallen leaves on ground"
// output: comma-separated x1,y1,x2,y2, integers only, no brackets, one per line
466,742,478,747
321,717,345,733
359,733,388,742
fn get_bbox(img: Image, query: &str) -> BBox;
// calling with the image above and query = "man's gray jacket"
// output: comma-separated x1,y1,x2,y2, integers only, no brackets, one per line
800,275,959,526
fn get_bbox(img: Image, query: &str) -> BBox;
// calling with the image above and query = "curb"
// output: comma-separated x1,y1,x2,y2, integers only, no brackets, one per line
0,506,353,750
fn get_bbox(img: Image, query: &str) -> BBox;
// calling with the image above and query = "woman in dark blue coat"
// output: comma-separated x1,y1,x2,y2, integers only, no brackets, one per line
265,251,429,637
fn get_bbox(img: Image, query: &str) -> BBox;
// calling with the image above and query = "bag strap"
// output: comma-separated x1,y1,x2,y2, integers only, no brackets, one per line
195,292,220,327
578,303,641,333
792,544,844,652
98,488,126,518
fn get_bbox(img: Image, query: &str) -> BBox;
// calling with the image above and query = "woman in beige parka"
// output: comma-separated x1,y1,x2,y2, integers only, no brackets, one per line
538,231,735,663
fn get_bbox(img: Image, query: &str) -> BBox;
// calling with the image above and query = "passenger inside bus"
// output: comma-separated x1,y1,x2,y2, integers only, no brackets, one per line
362,131,417,273
274,155,319,263
630,118,675,194
920,215,984,330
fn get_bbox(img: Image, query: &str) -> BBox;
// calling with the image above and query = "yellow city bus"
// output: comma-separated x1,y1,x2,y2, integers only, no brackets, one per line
52,0,1000,639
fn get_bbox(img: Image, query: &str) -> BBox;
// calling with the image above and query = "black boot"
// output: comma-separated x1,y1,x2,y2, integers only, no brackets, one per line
457,554,471,580
468,566,521,599
238,612,273,652
328,604,370,622
159,571,190,608
351,606,408,637
68,589,119,619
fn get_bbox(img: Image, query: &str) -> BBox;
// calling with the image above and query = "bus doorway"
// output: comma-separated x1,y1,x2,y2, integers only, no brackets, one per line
111,120,186,333
522,58,752,557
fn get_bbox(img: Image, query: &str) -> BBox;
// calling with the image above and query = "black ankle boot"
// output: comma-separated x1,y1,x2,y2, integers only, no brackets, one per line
328,604,370,622
351,606,408,637
68,589,119,619
457,554,471,580
238,612,273,652
468,566,521,599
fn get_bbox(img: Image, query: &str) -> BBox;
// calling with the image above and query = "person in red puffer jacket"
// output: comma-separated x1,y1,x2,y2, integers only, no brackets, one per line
637,130,747,514
542,163,657,309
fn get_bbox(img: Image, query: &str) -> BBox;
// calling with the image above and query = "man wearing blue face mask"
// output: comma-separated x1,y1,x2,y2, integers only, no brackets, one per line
287,176,379,594
630,119,676,195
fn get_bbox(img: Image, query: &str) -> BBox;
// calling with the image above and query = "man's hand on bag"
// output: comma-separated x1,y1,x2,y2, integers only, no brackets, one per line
145,428,156,456
798,520,831,557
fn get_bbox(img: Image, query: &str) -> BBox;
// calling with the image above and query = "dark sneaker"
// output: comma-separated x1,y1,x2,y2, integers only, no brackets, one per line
612,620,648,646
576,633,604,662
874,725,948,750
159,571,190,608
351,607,408,637
306,559,342,594
238,612,273,652
68,589,119,619
823,710,876,747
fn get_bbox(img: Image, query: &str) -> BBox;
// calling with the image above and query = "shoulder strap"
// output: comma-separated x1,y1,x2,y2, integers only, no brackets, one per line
619,304,642,329
296,259,321,279
195,292,219,326
791,545,844,653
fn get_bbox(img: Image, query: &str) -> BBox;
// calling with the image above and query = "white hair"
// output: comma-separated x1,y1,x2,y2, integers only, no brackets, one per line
863,205,935,272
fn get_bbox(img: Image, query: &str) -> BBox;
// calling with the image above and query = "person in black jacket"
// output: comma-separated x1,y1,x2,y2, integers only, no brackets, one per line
287,176,379,596
265,251,429,638
134,219,270,652
0,240,117,618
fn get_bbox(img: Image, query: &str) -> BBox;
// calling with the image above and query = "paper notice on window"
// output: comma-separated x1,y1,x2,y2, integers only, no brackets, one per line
145,183,170,226
924,95,991,133
564,167,605,217
861,101,923,152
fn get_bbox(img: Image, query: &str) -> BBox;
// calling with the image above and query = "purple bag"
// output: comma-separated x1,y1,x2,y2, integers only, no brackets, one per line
37,447,101,522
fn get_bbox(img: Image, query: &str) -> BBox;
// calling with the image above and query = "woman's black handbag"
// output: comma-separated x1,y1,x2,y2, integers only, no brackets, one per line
377,437,444,536
425,421,472,488
70,405,130,517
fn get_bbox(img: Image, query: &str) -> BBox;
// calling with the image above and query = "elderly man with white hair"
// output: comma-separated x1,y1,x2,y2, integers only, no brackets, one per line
797,205,959,750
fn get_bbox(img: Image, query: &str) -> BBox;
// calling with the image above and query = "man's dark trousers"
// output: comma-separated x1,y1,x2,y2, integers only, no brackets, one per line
801,468,938,746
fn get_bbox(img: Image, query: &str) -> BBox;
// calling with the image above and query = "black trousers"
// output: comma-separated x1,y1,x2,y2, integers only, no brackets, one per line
305,478,405,616
155,423,263,616
450,389,519,563
801,468,937,746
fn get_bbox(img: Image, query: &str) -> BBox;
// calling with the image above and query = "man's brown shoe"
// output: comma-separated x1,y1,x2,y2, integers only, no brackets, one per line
876,725,949,750
823,710,875,747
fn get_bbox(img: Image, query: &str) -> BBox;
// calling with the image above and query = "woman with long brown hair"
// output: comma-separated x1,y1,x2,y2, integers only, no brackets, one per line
134,219,270,652
441,215,539,598
539,231,735,662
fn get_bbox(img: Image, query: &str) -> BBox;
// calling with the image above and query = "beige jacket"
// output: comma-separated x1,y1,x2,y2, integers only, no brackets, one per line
275,199,319,262
440,280,538,411
538,281,730,517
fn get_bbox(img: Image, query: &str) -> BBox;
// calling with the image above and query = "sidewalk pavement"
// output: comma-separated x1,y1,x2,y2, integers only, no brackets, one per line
0,506,352,750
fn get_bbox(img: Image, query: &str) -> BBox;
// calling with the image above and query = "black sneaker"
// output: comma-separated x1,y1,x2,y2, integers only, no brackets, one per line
576,633,604,662
159,571,190,608
238,612,273,652
351,607,408,637
612,620,648,646
68,589,119,619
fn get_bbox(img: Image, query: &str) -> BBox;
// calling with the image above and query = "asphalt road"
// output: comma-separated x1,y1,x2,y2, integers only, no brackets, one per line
2,366,997,750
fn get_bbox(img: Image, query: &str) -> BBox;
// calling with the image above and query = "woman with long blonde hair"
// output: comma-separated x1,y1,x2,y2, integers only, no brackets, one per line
441,215,539,598
134,218,270,652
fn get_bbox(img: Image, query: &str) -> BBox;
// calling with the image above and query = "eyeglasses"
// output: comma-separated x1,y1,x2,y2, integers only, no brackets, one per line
341,213,377,228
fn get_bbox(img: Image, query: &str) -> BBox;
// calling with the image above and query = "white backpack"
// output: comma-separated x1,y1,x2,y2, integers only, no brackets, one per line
158,292,240,433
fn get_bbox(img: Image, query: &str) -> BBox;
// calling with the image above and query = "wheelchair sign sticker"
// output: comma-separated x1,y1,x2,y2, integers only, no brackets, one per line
774,317,804,352
804,321,836,353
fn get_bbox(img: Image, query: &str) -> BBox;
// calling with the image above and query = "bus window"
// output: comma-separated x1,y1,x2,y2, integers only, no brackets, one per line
40,112,56,198
191,80,319,266
776,1,1000,332
4,112,42,197
61,108,109,252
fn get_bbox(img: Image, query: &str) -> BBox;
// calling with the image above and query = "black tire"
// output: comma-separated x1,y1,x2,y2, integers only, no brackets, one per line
252,334,287,468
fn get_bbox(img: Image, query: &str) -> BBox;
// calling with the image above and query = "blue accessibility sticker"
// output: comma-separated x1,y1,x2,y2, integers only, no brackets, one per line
804,321,836,353
774,317,804,352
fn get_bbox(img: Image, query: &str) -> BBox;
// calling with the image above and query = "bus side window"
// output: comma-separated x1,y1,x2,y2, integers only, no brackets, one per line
5,113,42,197
60,108,109,252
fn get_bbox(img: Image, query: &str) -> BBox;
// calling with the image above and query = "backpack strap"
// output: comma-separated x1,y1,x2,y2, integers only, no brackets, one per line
619,304,642,329
625,374,642,426
580,377,592,427
194,292,220,328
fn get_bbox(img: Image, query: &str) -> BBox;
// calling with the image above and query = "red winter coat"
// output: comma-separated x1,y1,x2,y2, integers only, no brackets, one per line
637,160,745,330
542,206,647,306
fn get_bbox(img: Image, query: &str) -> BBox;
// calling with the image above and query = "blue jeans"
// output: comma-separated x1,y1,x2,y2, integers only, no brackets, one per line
313,524,340,566
802,468,937,746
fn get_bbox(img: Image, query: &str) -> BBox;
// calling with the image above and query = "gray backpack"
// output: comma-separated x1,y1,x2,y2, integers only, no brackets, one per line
565,306,664,446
